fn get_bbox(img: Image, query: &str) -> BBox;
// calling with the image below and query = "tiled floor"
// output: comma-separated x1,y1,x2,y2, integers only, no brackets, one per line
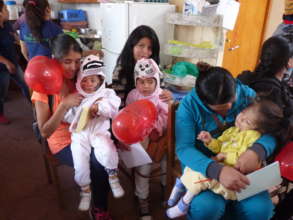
0,91,182,220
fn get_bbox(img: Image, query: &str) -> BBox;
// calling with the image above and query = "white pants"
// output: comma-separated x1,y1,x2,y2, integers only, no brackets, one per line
71,131,118,187
134,138,167,199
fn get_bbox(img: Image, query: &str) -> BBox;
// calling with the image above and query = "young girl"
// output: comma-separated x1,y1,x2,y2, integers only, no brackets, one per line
0,0,30,124
110,25,172,107
19,0,62,60
167,99,293,219
64,55,124,211
125,58,168,220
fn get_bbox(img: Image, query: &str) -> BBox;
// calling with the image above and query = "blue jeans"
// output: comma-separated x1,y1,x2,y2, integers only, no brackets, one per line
0,65,30,114
55,145,111,210
187,190,274,220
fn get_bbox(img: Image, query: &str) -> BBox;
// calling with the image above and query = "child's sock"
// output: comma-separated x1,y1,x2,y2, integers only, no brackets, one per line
79,185,91,211
106,168,125,198
166,197,190,219
167,178,186,207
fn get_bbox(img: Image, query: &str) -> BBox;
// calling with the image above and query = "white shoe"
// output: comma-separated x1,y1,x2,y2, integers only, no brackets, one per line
109,177,125,198
78,191,91,211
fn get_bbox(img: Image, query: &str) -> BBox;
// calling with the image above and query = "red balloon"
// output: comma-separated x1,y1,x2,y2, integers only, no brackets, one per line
24,56,64,94
275,141,293,181
112,99,158,145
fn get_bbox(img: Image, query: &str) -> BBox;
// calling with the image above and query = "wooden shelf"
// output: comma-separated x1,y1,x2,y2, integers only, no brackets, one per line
58,0,99,3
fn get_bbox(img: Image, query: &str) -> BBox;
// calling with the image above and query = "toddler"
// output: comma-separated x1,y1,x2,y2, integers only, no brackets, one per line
125,58,168,220
64,55,124,211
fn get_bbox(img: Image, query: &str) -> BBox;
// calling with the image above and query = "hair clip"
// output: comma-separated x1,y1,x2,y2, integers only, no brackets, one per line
28,0,36,6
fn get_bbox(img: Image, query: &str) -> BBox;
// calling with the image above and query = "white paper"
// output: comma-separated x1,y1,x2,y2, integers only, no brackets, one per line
118,143,152,168
236,161,282,201
217,0,240,30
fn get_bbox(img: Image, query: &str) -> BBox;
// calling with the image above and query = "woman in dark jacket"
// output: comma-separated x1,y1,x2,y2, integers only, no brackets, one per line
238,36,293,116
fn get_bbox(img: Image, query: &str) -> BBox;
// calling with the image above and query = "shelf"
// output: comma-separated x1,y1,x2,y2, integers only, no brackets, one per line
58,0,99,3
166,12,222,28
164,43,219,59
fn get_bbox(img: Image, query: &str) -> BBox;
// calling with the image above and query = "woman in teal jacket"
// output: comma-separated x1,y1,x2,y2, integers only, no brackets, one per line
175,64,276,220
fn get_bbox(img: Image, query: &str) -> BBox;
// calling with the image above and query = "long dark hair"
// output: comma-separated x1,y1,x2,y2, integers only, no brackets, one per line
25,0,49,42
253,99,293,146
254,36,290,79
196,62,236,105
116,25,160,92
51,33,82,60
0,0,4,12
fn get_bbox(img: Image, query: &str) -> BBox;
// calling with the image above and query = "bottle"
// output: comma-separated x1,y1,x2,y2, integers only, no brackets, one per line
5,1,19,20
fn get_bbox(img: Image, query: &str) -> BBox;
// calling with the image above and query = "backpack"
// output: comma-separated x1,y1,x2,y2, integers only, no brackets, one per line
32,95,53,144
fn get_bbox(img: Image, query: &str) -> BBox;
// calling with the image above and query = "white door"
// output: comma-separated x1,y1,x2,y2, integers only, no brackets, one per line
101,3,129,54
128,2,175,66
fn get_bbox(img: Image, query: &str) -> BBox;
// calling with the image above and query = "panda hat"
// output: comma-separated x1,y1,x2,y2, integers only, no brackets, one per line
134,58,161,92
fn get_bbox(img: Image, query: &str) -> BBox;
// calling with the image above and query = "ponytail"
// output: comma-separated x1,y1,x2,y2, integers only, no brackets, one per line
254,36,290,79
25,0,49,42
195,62,236,105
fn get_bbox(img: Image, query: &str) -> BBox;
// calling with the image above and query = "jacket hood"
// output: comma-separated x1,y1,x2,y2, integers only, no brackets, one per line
76,55,105,97
134,58,161,94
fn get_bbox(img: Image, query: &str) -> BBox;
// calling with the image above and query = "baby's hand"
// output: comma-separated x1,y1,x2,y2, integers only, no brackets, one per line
149,129,160,142
90,103,99,118
197,131,212,144
214,153,226,162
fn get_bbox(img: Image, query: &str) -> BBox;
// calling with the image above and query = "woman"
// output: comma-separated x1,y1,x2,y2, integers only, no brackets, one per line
0,0,30,124
33,34,111,220
175,63,276,220
19,0,62,60
238,36,293,115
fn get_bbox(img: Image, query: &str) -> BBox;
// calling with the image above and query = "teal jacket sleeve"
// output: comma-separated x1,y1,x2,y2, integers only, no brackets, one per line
175,98,214,176
254,134,276,158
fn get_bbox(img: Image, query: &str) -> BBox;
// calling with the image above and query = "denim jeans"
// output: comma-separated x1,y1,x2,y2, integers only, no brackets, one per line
187,190,274,220
55,145,111,210
0,65,30,114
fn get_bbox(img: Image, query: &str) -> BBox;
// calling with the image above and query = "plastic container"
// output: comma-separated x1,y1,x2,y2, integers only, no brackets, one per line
5,1,18,20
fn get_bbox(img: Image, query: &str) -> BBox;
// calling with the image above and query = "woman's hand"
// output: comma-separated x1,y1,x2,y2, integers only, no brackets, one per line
219,166,249,192
234,149,261,174
159,89,173,103
61,93,83,110
90,103,99,118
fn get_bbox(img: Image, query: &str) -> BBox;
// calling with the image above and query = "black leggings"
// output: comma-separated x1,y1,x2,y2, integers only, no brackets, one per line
55,144,110,210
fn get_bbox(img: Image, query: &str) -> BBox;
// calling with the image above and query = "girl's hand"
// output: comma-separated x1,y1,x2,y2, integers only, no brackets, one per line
149,129,160,142
116,142,131,151
159,89,173,103
62,93,83,110
219,166,249,192
234,150,261,174
197,131,212,144
90,103,99,118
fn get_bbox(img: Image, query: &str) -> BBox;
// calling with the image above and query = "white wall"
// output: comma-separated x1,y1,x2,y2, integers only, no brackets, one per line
17,0,102,31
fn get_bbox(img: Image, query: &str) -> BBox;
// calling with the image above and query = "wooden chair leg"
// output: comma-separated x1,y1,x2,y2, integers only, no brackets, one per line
43,156,53,184
49,163,64,209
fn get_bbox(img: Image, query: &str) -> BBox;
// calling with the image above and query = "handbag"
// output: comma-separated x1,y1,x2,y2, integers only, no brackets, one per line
32,95,53,144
